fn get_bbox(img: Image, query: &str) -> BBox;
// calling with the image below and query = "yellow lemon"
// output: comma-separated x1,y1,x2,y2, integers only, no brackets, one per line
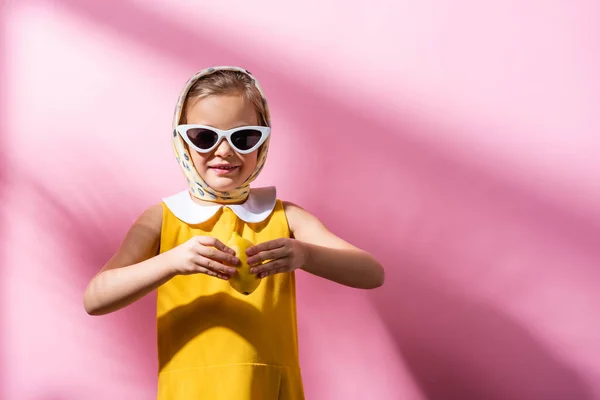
227,232,261,295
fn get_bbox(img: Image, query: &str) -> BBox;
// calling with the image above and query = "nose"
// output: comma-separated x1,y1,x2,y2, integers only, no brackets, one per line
213,138,234,158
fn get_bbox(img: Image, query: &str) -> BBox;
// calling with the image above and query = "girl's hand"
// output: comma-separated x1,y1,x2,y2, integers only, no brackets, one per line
246,238,309,278
166,236,239,280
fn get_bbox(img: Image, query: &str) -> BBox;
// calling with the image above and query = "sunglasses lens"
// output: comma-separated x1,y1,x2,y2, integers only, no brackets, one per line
186,128,218,150
231,129,262,151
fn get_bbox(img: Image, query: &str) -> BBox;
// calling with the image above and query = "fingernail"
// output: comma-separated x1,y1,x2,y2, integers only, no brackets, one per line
232,257,239,264
228,268,236,274
250,268,256,274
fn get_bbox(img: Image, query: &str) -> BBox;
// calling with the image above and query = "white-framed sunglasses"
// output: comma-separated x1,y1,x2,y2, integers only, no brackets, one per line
176,124,271,154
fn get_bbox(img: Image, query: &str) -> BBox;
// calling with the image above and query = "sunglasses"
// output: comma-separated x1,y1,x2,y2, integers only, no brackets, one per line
176,124,271,154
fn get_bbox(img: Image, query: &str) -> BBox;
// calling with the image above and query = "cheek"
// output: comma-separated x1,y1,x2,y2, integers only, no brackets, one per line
190,151,209,170
242,153,258,171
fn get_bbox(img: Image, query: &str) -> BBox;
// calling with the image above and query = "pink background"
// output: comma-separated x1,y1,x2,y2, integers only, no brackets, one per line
2,0,600,399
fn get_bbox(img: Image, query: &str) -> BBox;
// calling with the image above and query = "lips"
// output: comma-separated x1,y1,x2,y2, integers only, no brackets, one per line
209,164,239,170
209,164,240,175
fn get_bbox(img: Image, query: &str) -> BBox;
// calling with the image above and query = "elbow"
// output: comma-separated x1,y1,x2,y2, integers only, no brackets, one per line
360,258,385,289
83,285,103,316
370,263,385,289
83,295,99,316
84,306,100,316
84,299,107,316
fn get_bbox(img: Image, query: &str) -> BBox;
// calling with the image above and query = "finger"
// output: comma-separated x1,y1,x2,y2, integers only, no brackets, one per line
246,238,286,256
194,256,237,276
251,258,288,275
195,236,236,255
191,266,230,280
247,247,289,266
195,244,239,266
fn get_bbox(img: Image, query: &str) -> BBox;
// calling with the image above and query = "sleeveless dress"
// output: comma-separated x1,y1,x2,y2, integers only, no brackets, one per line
156,187,305,400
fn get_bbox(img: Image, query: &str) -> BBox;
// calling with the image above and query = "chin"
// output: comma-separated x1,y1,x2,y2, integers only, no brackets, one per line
202,167,253,193
206,177,243,193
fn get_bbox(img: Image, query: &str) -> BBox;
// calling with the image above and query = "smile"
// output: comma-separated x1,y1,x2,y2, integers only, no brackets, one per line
209,165,240,175
210,165,239,170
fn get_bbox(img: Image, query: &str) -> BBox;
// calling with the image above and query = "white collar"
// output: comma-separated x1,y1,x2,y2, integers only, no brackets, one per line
162,186,277,224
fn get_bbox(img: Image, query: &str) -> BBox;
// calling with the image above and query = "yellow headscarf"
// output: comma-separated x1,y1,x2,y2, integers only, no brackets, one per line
171,66,271,204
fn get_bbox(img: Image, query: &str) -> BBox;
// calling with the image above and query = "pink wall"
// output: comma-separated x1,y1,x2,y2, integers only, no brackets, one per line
2,0,599,399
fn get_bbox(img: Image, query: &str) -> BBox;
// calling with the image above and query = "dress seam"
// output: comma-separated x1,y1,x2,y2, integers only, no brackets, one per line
160,363,301,374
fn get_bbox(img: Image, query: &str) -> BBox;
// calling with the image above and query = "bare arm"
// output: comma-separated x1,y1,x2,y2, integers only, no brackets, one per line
284,201,384,289
83,203,241,316
83,204,171,315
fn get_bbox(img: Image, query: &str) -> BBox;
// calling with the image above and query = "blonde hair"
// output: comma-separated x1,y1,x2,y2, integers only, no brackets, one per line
180,70,269,127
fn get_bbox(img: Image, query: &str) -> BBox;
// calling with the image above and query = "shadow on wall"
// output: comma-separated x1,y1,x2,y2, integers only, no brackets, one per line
1,4,8,399
13,175,160,377
45,0,600,250
291,75,599,399
278,70,599,399
280,84,598,399
28,0,600,399
374,260,594,400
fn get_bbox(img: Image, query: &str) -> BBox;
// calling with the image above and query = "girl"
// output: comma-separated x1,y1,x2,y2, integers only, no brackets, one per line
83,66,384,399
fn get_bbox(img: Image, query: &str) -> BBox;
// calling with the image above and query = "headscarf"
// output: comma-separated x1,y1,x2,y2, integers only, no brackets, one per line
171,66,271,203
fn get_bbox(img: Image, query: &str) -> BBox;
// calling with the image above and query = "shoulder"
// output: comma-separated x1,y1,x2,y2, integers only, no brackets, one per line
281,200,357,249
128,203,164,246
103,203,164,270
140,203,164,224
281,200,325,235
130,203,163,236
281,200,308,218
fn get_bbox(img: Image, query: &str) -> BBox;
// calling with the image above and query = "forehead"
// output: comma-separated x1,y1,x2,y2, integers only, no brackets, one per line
185,93,258,129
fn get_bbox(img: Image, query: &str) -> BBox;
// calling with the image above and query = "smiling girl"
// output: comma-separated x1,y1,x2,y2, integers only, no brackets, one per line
83,66,384,399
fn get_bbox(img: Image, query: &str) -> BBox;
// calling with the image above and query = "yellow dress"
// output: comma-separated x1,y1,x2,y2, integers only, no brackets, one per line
156,188,305,399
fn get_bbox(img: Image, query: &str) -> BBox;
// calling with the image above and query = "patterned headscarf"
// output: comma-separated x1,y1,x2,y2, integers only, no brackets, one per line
171,66,271,204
